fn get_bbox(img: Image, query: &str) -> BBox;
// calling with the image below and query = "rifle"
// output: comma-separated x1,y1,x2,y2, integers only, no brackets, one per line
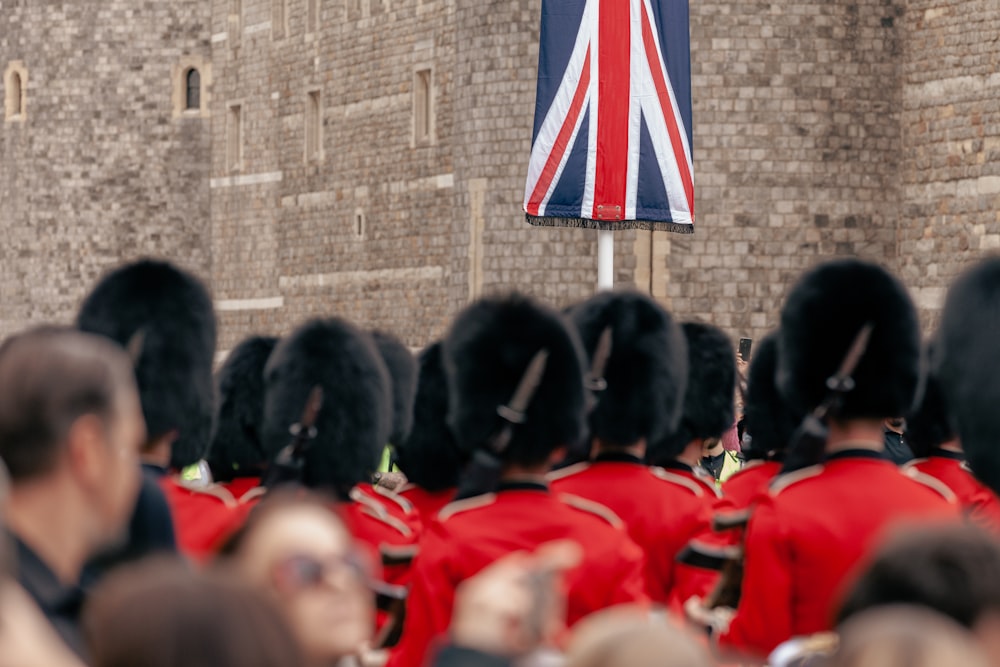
261,386,324,488
680,323,875,609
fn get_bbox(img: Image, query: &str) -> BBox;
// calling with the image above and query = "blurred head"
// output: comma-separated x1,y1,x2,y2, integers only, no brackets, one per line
906,342,956,458
77,259,217,470
219,491,374,662
648,321,736,465
567,290,688,451
394,342,466,492
937,257,1000,494
838,524,1000,635
828,607,989,667
0,327,145,551
262,319,391,498
777,259,920,422
85,558,303,667
370,330,417,447
565,607,711,667
208,336,279,482
741,333,799,461
444,294,587,469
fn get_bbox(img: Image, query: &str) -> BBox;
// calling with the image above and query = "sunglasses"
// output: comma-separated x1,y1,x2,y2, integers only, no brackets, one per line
272,551,373,592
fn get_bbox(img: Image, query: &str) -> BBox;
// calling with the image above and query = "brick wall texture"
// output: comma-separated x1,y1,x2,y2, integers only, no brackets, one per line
1,0,998,353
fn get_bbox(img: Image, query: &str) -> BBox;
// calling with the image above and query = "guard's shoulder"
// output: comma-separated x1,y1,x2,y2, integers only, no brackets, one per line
173,479,238,508
649,467,716,498
349,487,414,537
902,458,929,472
437,493,498,522
903,467,958,503
558,493,624,529
372,484,415,514
547,461,591,482
768,465,824,497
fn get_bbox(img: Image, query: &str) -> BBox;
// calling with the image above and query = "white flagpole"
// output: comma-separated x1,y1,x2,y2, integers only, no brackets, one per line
597,229,614,290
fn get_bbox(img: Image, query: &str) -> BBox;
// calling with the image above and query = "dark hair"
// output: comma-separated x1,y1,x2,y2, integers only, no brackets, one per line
77,259,217,469
0,327,135,481
85,558,304,667
209,336,278,482
906,343,955,458
394,343,465,492
215,487,341,560
741,333,798,461
837,524,1000,629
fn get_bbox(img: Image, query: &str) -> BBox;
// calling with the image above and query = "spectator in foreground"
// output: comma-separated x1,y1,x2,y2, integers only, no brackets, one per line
836,523,1000,665
0,327,145,659
84,558,303,667
218,491,375,667
825,607,989,667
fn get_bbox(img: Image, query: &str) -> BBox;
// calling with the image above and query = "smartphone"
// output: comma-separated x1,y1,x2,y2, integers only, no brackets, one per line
738,337,753,360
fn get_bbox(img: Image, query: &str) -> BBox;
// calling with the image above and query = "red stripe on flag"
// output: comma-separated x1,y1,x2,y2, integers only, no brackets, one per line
527,48,592,216
591,0,631,221
640,3,694,216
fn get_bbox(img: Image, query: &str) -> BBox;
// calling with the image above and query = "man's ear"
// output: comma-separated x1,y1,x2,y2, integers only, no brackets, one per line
65,414,107,489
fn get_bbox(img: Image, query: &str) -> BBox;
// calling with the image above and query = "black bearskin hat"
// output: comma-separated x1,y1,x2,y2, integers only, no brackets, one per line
777,259,921,421
649,321,736,465
208,336,278,482
443,294,587,468
262,319,391,497
77,259,217,470
370,330,417,447
568,290,687,447
936,257,1000,493
394,342,466,492
742,333,798,461
907,342,956,459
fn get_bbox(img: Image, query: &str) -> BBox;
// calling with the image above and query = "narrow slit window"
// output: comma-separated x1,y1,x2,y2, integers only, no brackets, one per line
355,210,366,239
307,0,319,32
185,69,200,110
11,72,22,117
414,68,432,144
305,91,322,161
227,104,243,170
273,0,286,39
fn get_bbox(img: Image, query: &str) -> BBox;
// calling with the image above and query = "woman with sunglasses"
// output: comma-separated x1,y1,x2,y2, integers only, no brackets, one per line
219,490,376,667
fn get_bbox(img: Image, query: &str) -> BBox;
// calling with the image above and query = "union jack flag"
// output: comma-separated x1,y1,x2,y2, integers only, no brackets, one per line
524,0,694,233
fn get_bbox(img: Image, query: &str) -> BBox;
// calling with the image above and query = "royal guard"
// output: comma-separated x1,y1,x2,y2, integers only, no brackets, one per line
936,257,1000,532
354,330,422,536
548,290,690,606
77,259,233,562
643,320,738,610
394,342,466,524
694,259,959,660
714,333,797,538
904,343,1000,532
259,318,419,587
208,335,278,501
387,295,648,667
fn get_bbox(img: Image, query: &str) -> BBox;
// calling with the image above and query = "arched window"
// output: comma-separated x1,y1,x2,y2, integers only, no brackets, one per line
185,69,201,110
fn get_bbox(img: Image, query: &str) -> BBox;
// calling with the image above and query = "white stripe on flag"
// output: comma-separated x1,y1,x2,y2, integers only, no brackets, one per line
581,0,600,219
523,0,595,212
625,0,645,220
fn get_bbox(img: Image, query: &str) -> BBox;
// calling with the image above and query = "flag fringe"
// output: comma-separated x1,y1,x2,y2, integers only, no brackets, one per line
525,214,694,235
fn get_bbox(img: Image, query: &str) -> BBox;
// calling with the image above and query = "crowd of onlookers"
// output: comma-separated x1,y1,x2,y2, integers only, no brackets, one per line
4,253,1000,667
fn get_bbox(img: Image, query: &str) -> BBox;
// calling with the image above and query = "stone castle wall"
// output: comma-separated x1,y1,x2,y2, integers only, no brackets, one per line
0,0,212,334
1,0,998,353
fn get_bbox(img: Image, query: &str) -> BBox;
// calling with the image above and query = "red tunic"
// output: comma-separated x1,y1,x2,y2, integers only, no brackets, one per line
355,483,423,538
906,452,1000,533
549,454,717,607
710,460,783,546
342,487,420,588
386,483,648,667
720,450,960,658
397,484,456,526
219,476,262,502
159,477,239,561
